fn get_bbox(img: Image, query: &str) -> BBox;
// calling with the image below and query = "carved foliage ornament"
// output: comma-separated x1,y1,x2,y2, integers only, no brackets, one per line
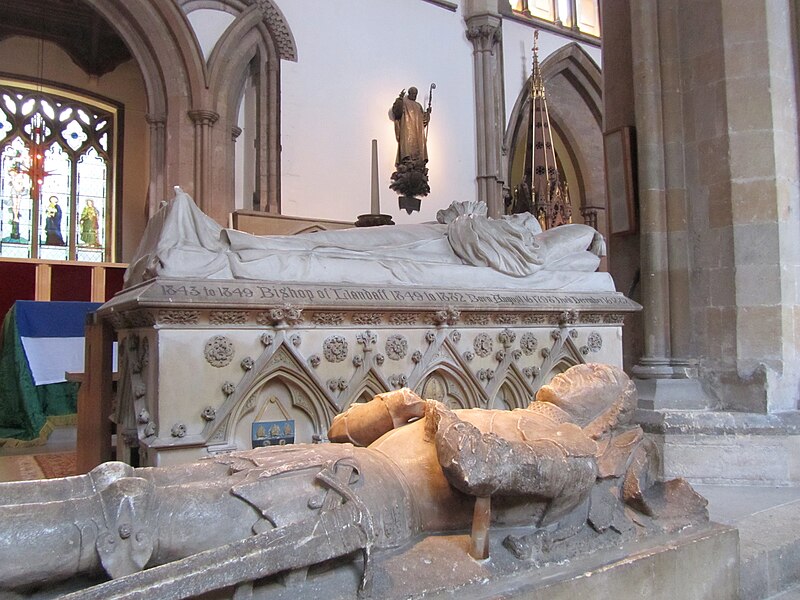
312,312,344,326
158,310,199,325
390,313,419,325
205,336,234,368
498,328,516,348
210,311,247,325
352,313,382,326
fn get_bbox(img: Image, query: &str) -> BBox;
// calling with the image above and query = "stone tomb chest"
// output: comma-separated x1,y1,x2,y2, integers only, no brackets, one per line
101,278,638,466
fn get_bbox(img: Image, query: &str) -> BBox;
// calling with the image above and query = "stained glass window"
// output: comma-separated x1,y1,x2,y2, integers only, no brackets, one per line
0,79,117,262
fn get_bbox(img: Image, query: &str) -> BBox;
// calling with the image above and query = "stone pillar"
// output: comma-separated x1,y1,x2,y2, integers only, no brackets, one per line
626,0,708,408
720,0,800,412
188,109,219,213
264,59,281,213
464,2,506,218
145,113,166,219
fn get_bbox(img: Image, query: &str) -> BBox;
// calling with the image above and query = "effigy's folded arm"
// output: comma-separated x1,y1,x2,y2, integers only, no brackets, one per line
328,388,427,446
429,401,597,500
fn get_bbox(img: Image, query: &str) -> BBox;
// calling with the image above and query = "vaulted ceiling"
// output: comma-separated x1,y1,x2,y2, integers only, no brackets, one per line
0,0,132,77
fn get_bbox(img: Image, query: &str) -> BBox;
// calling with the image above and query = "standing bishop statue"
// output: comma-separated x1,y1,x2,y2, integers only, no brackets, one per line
390,85,433,213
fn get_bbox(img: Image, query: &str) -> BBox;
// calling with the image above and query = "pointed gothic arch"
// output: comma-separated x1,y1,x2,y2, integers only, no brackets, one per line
505,43,606,238
80,0,296,223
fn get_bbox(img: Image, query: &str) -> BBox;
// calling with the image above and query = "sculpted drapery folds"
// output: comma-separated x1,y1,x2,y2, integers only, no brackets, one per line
124,189,611,292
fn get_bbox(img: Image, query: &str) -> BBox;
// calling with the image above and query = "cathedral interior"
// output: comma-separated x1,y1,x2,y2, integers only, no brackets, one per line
0,0,798,598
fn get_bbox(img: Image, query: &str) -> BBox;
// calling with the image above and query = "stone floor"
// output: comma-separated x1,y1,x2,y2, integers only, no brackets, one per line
1,428,798,599
695,484,800,600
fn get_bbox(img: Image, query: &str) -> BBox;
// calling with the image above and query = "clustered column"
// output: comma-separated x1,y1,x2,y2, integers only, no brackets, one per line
465,16,506,218
188,109,220,213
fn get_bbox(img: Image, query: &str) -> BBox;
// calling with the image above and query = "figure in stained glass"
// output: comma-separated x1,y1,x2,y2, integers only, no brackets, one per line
79,198,99,246
44,195,64,246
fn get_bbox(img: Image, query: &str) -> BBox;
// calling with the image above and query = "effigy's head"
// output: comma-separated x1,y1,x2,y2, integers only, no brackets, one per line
533,363,637,439
436,200,488,224
408,86,418,100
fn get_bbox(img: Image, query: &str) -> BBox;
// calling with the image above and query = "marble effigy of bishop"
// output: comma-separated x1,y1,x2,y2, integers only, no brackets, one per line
123,187,609,292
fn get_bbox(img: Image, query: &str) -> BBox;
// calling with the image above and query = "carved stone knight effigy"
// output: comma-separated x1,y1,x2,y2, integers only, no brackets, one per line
0,365,708,598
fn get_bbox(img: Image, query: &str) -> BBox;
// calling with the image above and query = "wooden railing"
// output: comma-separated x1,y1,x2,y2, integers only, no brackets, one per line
0,257,127,319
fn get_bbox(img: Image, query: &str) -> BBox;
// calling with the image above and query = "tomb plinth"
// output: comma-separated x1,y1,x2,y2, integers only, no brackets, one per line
100,278,639,466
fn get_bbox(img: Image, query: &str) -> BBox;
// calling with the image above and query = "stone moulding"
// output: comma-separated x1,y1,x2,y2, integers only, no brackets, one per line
100,278,640,330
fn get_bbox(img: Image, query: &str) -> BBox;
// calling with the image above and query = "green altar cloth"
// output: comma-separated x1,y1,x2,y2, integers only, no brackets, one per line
0,306,78,445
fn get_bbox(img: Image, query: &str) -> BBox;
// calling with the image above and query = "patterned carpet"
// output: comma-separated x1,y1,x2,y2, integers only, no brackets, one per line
34,451,77,479
0,452,76,482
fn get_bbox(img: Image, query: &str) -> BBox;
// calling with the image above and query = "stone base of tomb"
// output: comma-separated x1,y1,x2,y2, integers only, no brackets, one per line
192,523,736,600
309,523,738,600
20,523,736,599
99,278,639,467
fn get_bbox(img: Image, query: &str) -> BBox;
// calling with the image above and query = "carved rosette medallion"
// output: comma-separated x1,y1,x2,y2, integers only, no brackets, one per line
520,333,538,355
588,332,603,352
323,336,348,363
385,335,409,360
205,336,235,368
473,333,494,358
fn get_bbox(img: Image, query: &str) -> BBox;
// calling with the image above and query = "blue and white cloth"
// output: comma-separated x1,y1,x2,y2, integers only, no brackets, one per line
16,301,105,385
